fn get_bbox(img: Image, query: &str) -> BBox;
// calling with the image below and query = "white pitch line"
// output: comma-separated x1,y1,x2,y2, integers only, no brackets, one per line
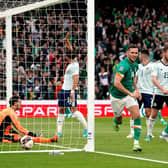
35,143,84,152
95,151,168,164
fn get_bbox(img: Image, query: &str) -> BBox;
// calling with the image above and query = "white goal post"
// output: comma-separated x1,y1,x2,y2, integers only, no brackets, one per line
0,0,95,153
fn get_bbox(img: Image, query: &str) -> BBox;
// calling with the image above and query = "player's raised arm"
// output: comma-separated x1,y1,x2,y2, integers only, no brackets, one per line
64,32,73,51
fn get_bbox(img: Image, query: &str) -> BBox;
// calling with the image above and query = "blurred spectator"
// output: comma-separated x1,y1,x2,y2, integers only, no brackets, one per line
33,78,42,100
1,1,168,100
0,1,87,100
95,4,168,99
98,66,109,99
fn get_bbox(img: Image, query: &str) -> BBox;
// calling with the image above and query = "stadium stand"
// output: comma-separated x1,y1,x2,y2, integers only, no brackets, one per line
95,1,168,99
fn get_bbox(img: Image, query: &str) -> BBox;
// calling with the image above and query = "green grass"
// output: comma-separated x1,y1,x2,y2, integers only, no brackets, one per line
1,117,168,167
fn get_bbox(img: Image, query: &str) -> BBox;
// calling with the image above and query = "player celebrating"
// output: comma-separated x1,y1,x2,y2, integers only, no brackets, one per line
110,44,142,152
147,46,168,141
0,95,58,143
56,33,88,138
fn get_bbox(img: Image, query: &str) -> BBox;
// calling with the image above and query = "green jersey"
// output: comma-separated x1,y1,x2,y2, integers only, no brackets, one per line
110,57,138,98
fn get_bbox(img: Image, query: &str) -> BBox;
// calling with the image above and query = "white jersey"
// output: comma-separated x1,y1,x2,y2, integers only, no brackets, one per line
136,62,154,94
62,60,79,90
152,60,168,95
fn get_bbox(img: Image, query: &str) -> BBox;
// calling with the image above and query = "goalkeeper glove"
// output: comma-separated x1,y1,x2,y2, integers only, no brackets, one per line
28,131,42,137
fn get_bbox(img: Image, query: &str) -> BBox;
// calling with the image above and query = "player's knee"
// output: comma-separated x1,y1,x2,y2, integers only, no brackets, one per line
59,107,65,114
133,113,141,119
145,108,151,118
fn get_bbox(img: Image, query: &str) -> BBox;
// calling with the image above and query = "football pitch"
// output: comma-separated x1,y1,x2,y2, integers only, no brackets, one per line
1,117,168,168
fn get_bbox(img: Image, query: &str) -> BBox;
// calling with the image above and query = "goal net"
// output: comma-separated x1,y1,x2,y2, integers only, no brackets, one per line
0,0,94,153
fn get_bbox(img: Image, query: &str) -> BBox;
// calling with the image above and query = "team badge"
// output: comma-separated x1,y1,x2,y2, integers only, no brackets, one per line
119,67,124,71
153,102,157,107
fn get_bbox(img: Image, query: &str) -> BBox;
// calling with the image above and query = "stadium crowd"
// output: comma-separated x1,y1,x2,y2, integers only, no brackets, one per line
0,3,87,100
95,4,168,99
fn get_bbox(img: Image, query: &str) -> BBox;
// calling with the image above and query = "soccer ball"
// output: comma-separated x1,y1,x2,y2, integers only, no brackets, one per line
20,135,34,150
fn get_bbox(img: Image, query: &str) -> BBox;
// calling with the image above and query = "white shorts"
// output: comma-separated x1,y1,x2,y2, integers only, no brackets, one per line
110,95,138,117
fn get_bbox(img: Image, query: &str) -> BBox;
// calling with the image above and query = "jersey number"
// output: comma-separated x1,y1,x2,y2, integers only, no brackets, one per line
164,72,168,78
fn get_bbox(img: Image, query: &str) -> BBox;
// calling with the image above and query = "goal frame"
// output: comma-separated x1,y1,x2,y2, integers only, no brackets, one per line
0,0,95,153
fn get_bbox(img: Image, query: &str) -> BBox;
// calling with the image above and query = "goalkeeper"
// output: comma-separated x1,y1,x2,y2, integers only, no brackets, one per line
0,95,58,143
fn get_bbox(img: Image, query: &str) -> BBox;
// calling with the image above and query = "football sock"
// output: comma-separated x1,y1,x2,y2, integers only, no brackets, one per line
57,113,65,133
158,110,162,120
130,119,134,135
163,124,168,134
73,111,87,129
133,118,141,141
148,117,155,135
113,118,122,125
64,107,72,117
140,106,146,117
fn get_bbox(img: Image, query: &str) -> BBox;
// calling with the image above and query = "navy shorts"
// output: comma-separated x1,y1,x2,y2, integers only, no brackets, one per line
152,94,168,110
58,89,77,107
138,93,153,109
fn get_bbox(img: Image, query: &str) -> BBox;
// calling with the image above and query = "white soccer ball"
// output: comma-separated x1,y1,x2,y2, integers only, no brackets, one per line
20,135,34,150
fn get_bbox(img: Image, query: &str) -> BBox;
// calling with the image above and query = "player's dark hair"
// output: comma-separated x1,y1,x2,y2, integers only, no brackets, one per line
128,44,138,51
153,49,162,61
141,49,149,57
9,96,20,107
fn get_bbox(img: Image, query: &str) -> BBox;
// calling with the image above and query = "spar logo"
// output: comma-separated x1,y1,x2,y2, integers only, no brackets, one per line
13,103,131,118
16,105,58,117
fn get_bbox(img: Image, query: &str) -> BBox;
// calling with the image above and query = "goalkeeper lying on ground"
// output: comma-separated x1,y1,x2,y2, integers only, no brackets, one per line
0,95,58,143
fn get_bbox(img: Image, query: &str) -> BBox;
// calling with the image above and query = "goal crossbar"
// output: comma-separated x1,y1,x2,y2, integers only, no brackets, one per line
0,0,71,18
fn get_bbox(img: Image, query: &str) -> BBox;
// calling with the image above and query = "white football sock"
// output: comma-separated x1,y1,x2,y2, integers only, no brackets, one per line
134,140,139,145
130,119,134,135
147,117,155,136
73,111,87,129
57,113,65,133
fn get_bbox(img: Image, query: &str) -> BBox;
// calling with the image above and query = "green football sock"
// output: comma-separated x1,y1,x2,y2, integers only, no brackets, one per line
64,108,73,117
164,124,168,134
158,111,162,120
134,118,141,141
113,118,122,125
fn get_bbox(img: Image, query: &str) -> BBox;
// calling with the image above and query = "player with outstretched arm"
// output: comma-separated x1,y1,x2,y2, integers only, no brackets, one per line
56,32,88,138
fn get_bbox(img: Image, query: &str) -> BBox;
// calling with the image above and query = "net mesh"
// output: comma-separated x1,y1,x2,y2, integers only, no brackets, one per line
0,0,88,152
0,0,53,11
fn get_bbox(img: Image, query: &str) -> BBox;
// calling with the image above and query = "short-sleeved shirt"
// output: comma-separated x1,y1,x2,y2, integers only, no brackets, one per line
152,60,168,96
62,60,79,90
110,57,138,98
136,62,154,94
